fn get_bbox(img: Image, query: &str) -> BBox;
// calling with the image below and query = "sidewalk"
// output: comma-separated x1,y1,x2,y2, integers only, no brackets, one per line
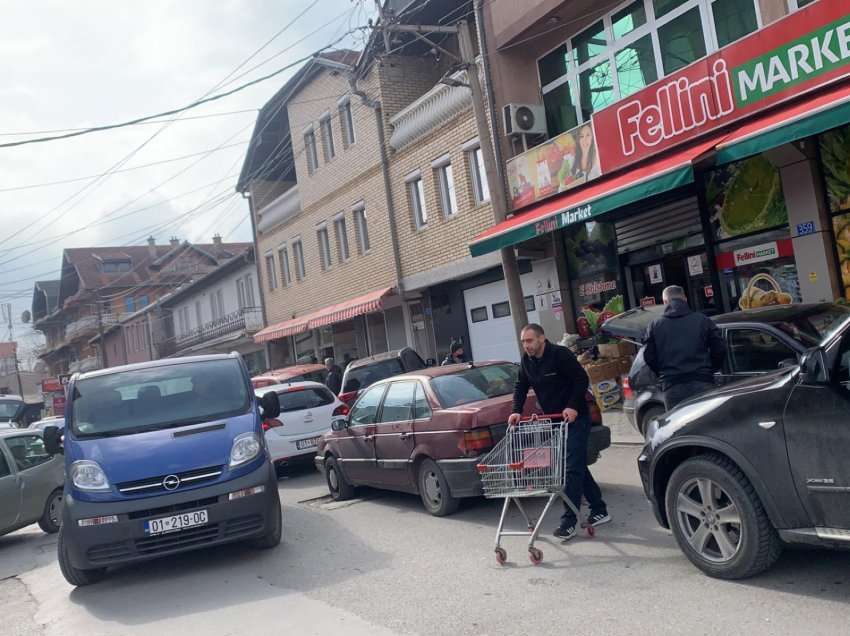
602,408,645,445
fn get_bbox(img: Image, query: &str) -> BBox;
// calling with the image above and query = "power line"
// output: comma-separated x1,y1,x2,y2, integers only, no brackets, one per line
0,109,258,137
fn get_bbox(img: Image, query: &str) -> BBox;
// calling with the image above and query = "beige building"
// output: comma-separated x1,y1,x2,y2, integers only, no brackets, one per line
238,0,556,367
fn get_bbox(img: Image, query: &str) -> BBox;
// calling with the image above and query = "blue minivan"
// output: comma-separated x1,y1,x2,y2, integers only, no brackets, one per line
43,353,283,586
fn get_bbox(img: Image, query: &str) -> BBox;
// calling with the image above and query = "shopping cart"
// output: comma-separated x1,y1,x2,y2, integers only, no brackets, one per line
476,414,594,565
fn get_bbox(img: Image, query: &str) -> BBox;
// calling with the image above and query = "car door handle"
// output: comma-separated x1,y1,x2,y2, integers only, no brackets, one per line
757,421,776,430
364,435,374,441
399,432,410,440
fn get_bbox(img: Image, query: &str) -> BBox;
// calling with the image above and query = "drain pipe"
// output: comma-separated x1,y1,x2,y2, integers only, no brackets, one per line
473,0,507,174
349,76,405,298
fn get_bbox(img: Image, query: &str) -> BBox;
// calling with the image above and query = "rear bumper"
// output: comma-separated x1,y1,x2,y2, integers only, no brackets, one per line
62,461,280,570
437,458,483,498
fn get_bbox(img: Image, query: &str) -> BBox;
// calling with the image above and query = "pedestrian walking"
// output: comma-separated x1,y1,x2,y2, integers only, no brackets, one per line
509,324,610,541
324,357,343,395
441,341,467,366
643,285,726,410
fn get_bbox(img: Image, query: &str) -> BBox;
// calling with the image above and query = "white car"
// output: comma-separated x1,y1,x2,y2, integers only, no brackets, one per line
255,381,348,473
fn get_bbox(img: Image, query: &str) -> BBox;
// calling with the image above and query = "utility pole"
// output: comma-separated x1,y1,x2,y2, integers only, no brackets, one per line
95,295,109,369
377,18,529,338
3,304,24,397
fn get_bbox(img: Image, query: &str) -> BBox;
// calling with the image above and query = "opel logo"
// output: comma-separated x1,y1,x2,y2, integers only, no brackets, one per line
162,475,181,491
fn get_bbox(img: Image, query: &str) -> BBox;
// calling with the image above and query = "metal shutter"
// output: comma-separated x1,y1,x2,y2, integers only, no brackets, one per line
615,197,702,254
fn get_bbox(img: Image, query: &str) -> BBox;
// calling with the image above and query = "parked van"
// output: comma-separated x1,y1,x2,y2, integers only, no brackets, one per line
43,353,283,586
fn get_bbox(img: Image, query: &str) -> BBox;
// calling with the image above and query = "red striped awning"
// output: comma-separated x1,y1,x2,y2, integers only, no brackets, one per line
308,286,394,328
253,316,309,344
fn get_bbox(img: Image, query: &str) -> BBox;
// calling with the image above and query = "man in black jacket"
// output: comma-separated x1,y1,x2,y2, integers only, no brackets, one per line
510,324,610,541
643,285,726,410
324,358,343,396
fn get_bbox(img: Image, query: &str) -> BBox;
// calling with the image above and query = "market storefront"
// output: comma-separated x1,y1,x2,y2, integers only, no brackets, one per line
472,2,850,323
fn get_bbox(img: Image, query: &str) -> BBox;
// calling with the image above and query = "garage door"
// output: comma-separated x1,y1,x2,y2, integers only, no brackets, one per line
463,260,557,363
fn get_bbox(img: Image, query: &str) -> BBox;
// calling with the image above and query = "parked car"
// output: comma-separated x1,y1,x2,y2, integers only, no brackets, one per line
44,353,283,586
29,416,65,431
602,303,836,435
638,302,850,579
256,381,349,473
316,361,610,516
338,347,427,406
0,394,26,427
0,428,64,538
251,363,328,389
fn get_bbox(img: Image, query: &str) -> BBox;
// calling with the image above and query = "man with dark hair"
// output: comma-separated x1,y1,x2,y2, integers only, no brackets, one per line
644,285,726,410
509,323,610,541
441,341,466,366
324,357,343,395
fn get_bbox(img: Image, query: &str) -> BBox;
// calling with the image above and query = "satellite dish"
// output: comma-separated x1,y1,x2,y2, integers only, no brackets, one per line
21,310,31,324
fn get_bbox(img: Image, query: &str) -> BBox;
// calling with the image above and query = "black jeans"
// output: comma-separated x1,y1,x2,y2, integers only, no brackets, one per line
663,380,715,411
560,414,606,528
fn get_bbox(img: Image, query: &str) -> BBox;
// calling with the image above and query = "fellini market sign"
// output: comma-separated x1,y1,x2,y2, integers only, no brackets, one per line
594,2,850,174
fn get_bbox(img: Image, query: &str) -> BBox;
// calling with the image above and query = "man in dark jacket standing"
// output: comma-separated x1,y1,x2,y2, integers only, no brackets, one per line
509,324,610,541
324,357,343,395
643,285,726,410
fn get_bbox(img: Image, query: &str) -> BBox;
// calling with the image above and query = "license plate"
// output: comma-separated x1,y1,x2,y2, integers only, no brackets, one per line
296,436,320,451
144,509,209,535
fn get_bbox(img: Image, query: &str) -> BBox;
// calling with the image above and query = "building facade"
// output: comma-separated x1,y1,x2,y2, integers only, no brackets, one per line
471,0,846,347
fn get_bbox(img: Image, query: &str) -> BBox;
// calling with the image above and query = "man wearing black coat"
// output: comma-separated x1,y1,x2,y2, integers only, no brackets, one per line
510,324,610,541
643,285,726,410
324,357,343,396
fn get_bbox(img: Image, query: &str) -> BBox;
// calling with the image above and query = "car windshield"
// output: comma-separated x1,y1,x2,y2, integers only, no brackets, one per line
70,359,250,438
343,359,403,393
261,386,334,413
430,364,518,408
769,305,850,347
0,401,21,418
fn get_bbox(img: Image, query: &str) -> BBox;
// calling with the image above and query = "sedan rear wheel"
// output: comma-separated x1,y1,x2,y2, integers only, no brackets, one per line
417,459,459,517
325,455,354,501
38,488,63,534
665,454,781,579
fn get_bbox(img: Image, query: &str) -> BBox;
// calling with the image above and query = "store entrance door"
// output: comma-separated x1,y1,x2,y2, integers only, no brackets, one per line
631,250,718,313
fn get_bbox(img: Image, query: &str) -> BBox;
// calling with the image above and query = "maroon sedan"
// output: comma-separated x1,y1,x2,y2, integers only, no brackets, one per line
314,361,609,516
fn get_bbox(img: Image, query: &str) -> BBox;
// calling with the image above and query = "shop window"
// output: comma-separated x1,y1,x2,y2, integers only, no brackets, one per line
819,125,850,214
572,20,607,65
524,295,536,312
542,82,579,138
538,45,569,86
712,0,758,48
470,306,488,323
728,329,797,373
615,34,658,99
578,60,614,121
658,7,707,74
612,1,648,38
564,220,621,313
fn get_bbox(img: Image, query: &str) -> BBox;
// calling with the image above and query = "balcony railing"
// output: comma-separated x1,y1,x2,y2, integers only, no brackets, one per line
64,314,120,342
173,307,263,352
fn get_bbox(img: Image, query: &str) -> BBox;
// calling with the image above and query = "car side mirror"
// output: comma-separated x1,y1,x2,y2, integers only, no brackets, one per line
331,417,349,432
43,426,63,455
800,348,828,384
260,391,281,419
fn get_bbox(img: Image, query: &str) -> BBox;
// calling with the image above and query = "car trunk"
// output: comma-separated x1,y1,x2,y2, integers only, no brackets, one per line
269,387,337,437
599,306,664,344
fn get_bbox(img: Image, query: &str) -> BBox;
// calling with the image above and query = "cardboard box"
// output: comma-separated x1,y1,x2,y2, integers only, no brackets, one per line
583,360,621,384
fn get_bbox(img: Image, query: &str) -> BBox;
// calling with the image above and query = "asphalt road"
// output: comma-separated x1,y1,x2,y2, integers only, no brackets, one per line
1,446,848,636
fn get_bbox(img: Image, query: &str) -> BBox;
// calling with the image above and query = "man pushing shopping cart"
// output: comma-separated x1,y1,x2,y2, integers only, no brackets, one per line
509,323,610,541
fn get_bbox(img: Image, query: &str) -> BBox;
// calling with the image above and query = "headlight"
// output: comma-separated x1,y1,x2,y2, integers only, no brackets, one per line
229,432,261,468
71,460,111,491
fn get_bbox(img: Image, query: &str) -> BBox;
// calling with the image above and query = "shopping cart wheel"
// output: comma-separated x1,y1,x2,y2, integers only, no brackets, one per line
495,547,507,565
528,547,543,565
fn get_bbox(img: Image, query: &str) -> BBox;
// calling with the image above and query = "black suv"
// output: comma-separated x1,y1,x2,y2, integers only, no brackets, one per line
638,303,850,579
339,348,427,405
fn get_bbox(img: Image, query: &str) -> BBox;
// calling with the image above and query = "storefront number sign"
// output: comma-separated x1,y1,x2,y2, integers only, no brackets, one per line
796,221,816,236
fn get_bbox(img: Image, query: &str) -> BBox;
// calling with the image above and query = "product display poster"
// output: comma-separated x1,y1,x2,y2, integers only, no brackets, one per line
648,264,663,285
687,255,704,277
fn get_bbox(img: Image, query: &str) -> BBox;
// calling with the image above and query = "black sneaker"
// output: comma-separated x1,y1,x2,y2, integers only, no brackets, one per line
587,512,611,527
553,525,577,541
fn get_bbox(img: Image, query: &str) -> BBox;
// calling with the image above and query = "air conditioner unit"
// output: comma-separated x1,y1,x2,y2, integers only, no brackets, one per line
503,103,546,136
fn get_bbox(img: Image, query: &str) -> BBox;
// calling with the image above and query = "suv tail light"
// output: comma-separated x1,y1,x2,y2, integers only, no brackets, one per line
622,376,634,400
262,418,282,432
460,429,493,456
333,404,350,417
338,391,358,406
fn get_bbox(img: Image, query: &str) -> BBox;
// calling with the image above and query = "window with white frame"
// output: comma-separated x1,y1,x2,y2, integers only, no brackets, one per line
236,278,247,309
244,274,256,307
465,141,490,204
237,276,254,310
278,244,292,286
317,225,332,270
339,97,356,147
293,238,306,281
216,289,224,318
209,291,220,321
353,205,370,254
433,156,458,217
194,300,203,327
407,173,428,229
537,0,762,137
320,114,335,162
265,252,278,291
787,0,815,10
304,128,319,174
334,214,350,262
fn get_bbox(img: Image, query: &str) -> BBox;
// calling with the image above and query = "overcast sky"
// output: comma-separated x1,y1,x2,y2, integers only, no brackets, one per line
0,0,368,367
